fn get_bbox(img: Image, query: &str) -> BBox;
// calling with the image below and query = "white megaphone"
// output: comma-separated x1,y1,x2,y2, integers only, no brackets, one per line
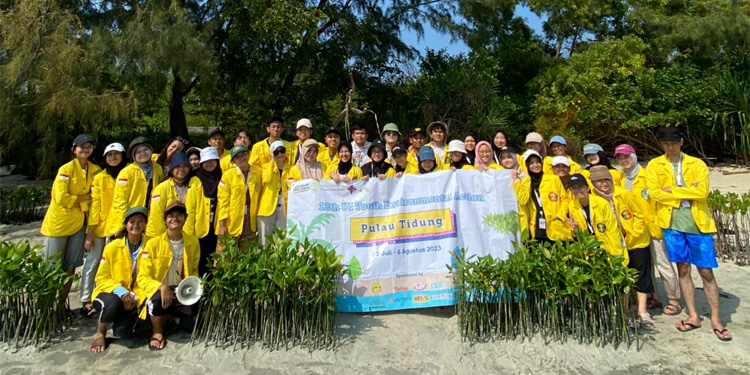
176,276,203,306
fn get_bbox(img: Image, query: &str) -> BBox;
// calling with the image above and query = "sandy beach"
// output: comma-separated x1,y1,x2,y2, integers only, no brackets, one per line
1,167,749,375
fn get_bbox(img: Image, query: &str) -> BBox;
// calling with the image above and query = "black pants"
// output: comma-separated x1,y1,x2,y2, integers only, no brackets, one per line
628,246,654,294
147,289,197,333
198,229,217,277
93,292,138,338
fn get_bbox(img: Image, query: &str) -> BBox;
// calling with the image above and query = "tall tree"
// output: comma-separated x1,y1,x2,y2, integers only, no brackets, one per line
0,0,136,177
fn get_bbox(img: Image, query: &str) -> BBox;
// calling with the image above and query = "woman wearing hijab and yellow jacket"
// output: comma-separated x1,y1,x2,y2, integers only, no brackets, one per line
257,140,291,245
90,206,148,353
81,143,127,318
474,141,503,171
41,134,102,309
146,152,197,239
518,150,570,242
441,140,476,171
217,145,261,239
566,173,628,264
589,165,654,329
107,137,163,236
290,139,324,181
324,142,363,182
615,144,682,316
185,147,222,276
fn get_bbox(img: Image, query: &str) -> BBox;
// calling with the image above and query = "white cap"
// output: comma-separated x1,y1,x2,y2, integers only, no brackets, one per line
296,118,312,129
103,143,125,156
551,156,570,167
447,140,467,154
200,147,220,163
270,140,286,154
522,149,542,162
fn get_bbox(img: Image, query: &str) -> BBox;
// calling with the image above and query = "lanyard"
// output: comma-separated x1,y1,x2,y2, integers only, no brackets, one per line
581,206,594,233
237,166,250,194
674,153,684,187
533,188,545,217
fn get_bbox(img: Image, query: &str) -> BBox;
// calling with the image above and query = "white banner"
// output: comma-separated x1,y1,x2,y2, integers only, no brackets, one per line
287,170,519,312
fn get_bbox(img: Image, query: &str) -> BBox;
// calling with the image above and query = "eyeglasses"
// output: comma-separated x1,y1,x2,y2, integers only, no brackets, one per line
273,148,287,156
77,145,95,151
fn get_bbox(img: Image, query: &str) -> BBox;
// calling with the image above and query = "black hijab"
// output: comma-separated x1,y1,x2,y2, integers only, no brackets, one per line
337,142,354,175
196,163,222,198
526,154,543,190
463,131,478,165
105,152,127,180
450,156,471,170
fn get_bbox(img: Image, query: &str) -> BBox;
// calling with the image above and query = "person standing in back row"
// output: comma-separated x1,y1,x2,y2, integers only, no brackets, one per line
351,124,371,168
646,127,731,341
251,117,291,170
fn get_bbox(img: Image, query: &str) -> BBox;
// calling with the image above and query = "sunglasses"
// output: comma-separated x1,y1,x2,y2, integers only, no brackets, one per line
273,148,287,156
384,131,398,137
176,136,189,145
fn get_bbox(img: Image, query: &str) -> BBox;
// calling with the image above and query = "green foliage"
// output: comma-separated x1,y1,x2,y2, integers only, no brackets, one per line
452,231,636,345
0,241,75,347
192,230,345,350
481,211,521,237
713,52,750,163
707,189,750,264
0,187,50,224
0,0,137,177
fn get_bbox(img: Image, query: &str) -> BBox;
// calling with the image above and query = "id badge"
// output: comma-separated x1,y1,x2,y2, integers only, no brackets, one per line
539,217,547,229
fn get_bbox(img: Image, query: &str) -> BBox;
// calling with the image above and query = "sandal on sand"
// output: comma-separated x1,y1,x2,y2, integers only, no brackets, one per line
148,336,167,351
713,328,732,342
640,313,655,331
80,305,98,319
663,304,682,316
676,320,700,332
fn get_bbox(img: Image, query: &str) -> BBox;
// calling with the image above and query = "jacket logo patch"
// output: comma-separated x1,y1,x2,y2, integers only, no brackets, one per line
219,180,225,187
596,223,607,233
152,195,161,200
58,174,69,180
141,251,149,258
621,210,633,220
548,192,558,202
641,188,649,200
117,178,128,184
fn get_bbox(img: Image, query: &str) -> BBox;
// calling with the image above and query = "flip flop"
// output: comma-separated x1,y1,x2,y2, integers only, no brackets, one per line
148,336,167,351
663,304,682,316
713,328,732,342
676,320,700,332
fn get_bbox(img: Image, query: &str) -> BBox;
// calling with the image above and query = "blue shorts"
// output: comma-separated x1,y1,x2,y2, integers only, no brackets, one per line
663,229,718,269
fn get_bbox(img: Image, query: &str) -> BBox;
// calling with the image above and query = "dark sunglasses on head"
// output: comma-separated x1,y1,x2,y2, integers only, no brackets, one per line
273,148,287,156
176,136,189,145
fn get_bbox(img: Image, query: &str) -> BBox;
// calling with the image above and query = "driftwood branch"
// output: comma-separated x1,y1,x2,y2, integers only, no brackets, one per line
333,72,379,140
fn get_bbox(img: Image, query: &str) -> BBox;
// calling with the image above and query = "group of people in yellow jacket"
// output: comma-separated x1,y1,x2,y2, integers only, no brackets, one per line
40,122,731,353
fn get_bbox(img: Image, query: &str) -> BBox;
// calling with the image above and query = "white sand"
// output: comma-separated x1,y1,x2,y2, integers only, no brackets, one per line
1,168,749,374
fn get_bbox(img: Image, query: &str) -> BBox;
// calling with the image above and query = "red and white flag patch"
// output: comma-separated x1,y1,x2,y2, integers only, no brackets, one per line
58,174,69,181
117,178,128,184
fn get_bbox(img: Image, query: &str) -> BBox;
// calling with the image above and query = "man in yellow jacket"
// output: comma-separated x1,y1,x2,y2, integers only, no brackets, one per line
137,202,200,350
646,127,730,341
257,140,291,245
250,116,293,170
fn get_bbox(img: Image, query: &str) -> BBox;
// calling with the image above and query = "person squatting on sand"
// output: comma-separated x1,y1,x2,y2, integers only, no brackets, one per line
36,122,733,353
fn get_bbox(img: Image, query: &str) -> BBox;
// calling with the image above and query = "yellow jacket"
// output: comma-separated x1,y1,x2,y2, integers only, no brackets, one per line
619,167,662,238
217,166,261,236
250,138,293,170
146,177,197,239
219,150,232,172
569,194,628,264
607,187,650,250
185,178,219,238
107,163,163,236
317,146,341,172
323,163,363,181
514,177,531,235
646,154,716,234
136,232,200,319
258,161,292,217
543,156,582,175
41,159,101,237
92,237,144,303
517,174,571,241
441,163,476,171
87,169,116,238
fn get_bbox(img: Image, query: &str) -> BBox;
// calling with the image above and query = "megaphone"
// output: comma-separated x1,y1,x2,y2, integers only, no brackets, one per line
176,276,203,306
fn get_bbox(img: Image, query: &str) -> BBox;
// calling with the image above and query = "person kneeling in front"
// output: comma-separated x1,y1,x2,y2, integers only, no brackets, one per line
137,201,200,351
90,206,148,353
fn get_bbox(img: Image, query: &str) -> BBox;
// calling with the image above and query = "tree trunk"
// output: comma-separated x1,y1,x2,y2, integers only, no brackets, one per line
169,70,190,141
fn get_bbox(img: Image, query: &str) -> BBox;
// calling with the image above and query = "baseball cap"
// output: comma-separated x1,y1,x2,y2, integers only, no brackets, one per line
549,135,567,146
103,142,125,156
73,134,96,147
124,206,148,224
525,132,543,144
368,139,387,157
230,145,248,159
568,174,588,187
583,143,604,156
522,149,542,162
657,127,682,142
418,146,436,161
270,140,286,154
552,156,570,167
391,143,407,156
325,127,341,137
614,144,636,156
296,118,312,129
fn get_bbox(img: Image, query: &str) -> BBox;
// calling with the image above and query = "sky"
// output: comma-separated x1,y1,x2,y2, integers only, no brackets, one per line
400,4,546,56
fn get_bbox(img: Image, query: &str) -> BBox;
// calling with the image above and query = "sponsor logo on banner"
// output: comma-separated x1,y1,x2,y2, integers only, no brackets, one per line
413,295,429,303
372,283,381,292
413,282,427,291
393,286,408,293
430,282,444,290
292,181,318,193
430,293,453,301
